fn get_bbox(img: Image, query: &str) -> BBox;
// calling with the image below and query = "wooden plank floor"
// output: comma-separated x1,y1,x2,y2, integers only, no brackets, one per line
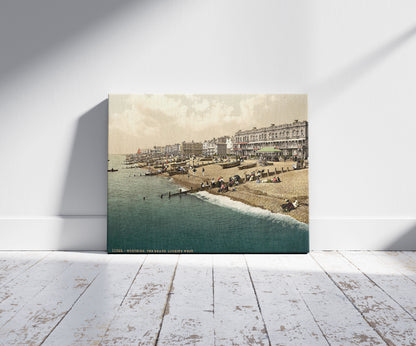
0,252,415,345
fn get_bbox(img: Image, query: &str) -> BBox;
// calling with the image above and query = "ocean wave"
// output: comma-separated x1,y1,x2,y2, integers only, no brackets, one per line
194,191,308,227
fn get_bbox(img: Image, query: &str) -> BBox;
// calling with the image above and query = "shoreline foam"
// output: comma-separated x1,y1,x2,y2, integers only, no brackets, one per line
194,191,308,227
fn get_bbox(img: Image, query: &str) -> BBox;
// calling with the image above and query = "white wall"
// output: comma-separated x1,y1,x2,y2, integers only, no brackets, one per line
1,0,415,250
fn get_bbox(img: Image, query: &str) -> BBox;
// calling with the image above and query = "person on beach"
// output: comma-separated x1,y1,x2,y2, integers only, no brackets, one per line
187,172,190,179
281,199,298,212
281,199,293,212
202,167,205,176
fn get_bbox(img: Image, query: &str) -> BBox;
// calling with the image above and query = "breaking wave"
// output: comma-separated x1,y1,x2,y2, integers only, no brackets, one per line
194,191,308,227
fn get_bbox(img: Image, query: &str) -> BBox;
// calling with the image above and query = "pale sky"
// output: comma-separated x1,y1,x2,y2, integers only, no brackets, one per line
108,94,307,154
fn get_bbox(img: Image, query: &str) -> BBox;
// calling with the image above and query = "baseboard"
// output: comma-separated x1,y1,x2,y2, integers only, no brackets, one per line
0,217,415,251
0,216,106,251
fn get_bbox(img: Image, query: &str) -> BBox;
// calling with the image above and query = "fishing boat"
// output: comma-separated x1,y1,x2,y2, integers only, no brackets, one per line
171,161,187,168
239,162,257,170
144,171,160,176
220,161,240,169
108,168,118,172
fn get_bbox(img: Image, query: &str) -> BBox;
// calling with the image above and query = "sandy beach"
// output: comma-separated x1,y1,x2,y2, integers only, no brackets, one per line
161,159,309,224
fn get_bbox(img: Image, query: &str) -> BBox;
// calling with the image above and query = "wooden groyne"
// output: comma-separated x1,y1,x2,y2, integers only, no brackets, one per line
159,186,206,199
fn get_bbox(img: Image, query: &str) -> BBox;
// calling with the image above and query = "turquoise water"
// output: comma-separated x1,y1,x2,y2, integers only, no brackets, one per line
108,155,309,253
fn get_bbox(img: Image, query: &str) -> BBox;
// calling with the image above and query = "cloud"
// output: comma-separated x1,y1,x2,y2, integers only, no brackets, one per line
108,94,307,154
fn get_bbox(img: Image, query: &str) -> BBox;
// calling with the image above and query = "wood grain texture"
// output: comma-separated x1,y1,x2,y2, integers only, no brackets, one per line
372,251,416,283
0,252,73,329
157,255,214,345
0,252,49,288
0,251,415,345
100,254,179,345
312,251,416,345
213,255,270,345
0,252,108,345
342,251,416,320
279,254,384,345
43,254,146,345
245,255,327,345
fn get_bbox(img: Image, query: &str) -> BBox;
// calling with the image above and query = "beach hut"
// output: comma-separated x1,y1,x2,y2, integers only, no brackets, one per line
256,147,281,161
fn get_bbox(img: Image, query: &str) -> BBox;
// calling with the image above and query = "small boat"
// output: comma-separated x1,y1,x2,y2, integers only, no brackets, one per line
239,162,257,170
220,161,240,169
144,171,160,176
108,168,118,172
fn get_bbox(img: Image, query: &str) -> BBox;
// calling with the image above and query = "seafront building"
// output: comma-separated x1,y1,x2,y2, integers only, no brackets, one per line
202,137,231,157
181,141,203,157
233,120,308,159
216,143,227,156
164,143,181,155
139,121,307,159
202,139,216,156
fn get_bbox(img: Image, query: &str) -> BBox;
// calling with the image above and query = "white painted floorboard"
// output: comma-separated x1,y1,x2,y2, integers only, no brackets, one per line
157,254,214,345
245,255,327,345
312,251,416,345
43,254,146,345
279,254,384,345
0,251,415,345
100,254,179,345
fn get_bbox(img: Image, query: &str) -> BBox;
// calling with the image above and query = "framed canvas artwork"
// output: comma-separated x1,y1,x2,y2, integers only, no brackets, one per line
108,94,309,253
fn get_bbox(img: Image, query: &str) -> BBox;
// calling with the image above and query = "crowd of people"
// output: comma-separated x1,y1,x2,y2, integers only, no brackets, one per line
185,165,301,213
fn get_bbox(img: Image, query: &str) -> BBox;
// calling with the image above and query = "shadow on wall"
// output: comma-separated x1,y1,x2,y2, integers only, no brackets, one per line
308,24,416,111
59,100,108,216
56,100,108,250
0,0,138,82
386,223,416,251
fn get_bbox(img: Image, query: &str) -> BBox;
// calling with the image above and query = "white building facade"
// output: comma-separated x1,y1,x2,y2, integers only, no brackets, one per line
233,120,308,159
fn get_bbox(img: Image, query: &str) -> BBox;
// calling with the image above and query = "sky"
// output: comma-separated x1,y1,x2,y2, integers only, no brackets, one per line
108,94,307,154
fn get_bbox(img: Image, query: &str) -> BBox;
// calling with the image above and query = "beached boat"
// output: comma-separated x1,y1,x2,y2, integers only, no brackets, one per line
144,171,161,176
239,162,257,170
171,161,187,167
168,169,187,176
108,168,118,172
220,161,240,169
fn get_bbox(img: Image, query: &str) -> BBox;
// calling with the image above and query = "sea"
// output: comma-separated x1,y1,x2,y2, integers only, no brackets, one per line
108,155,309,253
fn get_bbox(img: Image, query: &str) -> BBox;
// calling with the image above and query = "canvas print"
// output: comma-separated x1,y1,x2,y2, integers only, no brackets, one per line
108,94,309,253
